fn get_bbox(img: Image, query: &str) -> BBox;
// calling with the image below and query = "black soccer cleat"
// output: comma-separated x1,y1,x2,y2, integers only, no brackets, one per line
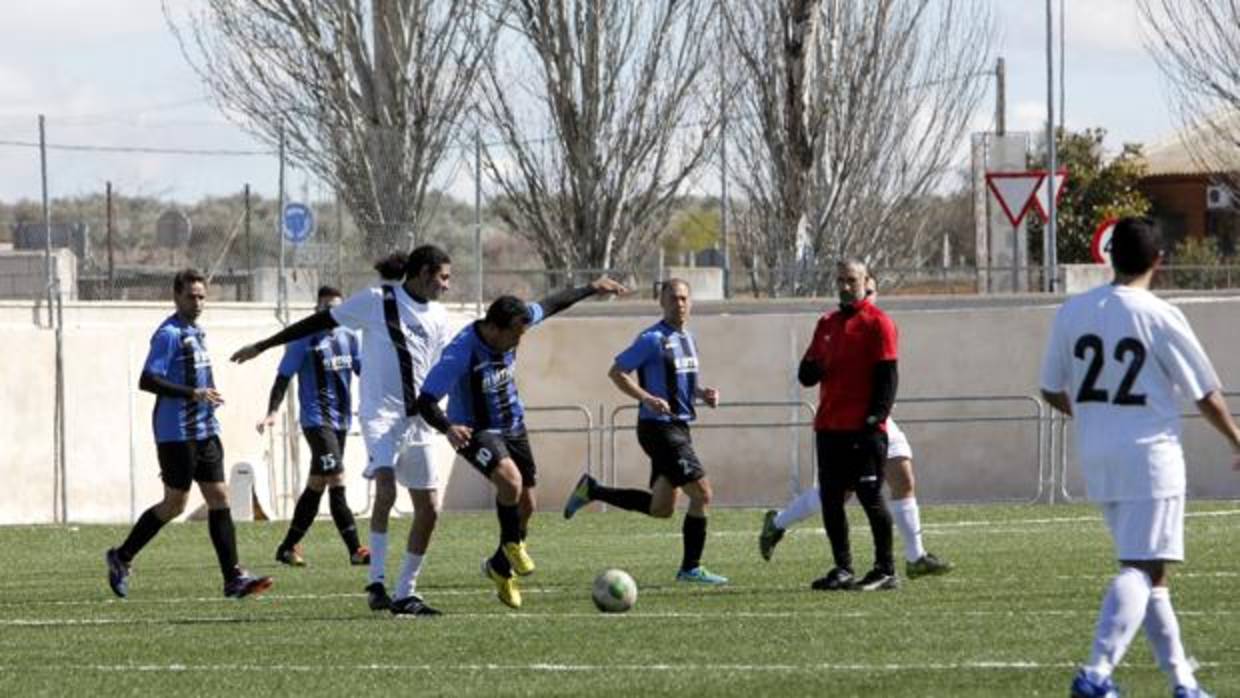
758,509,785,561
224,570,274,599
365,582,392,611
906,552,953,579
852,568,899,591
810,567,855,591
389,594,442,617
105,548,131,599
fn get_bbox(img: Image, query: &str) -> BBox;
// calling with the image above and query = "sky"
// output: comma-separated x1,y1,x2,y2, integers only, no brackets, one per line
0,0,1179,205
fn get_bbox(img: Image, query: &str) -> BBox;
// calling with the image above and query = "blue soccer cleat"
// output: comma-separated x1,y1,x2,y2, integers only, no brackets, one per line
105,548,130,599
1173,686,1214,698
562,473,596,520
675,566,728,585
1070,669,1120,698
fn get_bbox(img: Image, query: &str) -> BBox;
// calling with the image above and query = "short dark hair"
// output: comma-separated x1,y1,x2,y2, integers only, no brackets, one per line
373,253,408,281
317,285,343,301
484,295,531,330
1110,216,1163,276
404,245,451,279
173,268,206,294
659,278,691,298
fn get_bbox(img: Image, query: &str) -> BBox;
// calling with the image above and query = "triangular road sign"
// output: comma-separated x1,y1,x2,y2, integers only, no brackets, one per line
1032,169,1069,222
986,172,1045,227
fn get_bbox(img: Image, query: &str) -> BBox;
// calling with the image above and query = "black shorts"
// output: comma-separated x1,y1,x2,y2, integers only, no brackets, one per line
816,430,888,493
459,430,537,487
637,420,704,488
303,427,347,476
157,435,225,491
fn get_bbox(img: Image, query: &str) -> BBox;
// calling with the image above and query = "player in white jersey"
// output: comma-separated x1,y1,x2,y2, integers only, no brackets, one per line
757,417,952,578
1039,217,1240,698
233,245,455,617
758,277,952,579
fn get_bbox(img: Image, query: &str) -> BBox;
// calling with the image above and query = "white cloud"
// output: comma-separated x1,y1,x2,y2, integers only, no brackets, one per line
9,0,169,39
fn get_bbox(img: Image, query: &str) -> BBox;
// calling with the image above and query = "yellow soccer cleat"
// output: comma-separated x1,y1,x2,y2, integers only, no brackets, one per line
482,558,522,609
503,541,536,577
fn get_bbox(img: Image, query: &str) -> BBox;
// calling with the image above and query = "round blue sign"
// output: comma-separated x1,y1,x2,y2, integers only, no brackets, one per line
282,202,315,244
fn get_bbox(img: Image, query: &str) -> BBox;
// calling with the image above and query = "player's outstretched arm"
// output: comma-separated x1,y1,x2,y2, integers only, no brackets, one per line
231,310,338,363
536,276,629,319
1196,390,1240,469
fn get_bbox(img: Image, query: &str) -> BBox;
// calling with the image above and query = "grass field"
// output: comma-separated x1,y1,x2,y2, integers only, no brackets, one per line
2,502,1238,697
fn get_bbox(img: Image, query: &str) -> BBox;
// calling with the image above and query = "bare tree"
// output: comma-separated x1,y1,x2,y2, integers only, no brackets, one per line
477,0,722,273
723,0,994,295
165,0,503,255
1140,1,1240,178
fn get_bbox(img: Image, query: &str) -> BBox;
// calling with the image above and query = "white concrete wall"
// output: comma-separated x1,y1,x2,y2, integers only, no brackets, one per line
3,292,1239,524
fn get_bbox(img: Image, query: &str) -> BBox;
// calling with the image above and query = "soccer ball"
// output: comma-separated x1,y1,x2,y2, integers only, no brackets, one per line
592,568,637,613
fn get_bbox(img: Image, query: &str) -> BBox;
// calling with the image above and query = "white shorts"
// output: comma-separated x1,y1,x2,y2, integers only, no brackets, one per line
362,415,451,491
886,418,913,461
1101,495,1185,562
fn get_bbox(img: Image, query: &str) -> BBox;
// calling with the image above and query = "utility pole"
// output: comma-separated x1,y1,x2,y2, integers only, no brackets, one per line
106,181,115,300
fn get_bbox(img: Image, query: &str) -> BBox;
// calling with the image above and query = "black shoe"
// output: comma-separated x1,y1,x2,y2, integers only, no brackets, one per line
810,567,855,591
390,594,442,617
758,510,785,562
224,570,274,599
906,552,953,578
366,582,392,611
105,548,131,598
853,568,899,591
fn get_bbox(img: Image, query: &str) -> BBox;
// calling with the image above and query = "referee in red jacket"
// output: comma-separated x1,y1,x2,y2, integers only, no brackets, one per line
799,259,899,591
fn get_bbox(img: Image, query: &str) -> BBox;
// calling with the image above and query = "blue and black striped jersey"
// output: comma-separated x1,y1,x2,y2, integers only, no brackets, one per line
143,314,220,443
419,303,547,434
615,320,699,422
277,327,360,430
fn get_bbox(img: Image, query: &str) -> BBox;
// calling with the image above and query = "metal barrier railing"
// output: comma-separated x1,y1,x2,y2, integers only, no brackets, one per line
892,395,1047,504
1055,390,1240,503
606,400,817,500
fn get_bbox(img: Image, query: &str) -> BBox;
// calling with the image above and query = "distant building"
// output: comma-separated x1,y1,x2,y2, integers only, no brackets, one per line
12,222,90,260
1139,118,1239,257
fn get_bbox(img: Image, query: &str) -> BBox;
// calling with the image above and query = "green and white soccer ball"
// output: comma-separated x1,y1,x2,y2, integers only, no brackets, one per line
592,568,637,613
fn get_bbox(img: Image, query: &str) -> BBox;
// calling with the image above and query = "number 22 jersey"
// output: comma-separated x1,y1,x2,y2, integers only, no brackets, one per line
1040,284,1221,501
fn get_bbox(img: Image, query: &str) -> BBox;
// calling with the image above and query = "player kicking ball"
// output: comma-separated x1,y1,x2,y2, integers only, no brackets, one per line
563,279,728,586
416,277,628,609
757,417,952,581
1040,217,1240,698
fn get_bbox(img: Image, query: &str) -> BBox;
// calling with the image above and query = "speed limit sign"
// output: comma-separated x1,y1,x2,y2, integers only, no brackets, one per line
1090,218,1118,266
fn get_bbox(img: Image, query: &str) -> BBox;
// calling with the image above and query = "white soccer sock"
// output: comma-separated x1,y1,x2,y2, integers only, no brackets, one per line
1083,566,1153,681
1144,586,1197,690
368,531,388,585
774,487,821,530
888,497,926,562
394,552,424,601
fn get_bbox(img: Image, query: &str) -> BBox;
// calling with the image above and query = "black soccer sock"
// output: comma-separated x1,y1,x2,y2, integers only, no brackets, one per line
489,544,513,577
496,499,521,544
818,482,853,572
680,514,708,572
207,508,241,581
281,488,323,551
856,482,895,575
117,506,168,562
328,486,361,553
590,485,653,515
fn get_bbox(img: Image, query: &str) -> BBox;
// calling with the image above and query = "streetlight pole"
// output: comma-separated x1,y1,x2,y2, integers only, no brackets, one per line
1045,0,1059,293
